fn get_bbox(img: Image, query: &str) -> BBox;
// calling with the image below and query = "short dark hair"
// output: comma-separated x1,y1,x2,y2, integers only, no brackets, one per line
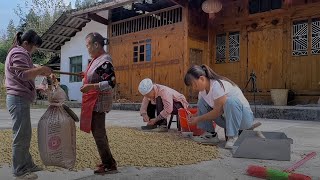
86,32,109,47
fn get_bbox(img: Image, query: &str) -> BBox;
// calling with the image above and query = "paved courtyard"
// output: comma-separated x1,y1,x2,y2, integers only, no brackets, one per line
0,109,319,180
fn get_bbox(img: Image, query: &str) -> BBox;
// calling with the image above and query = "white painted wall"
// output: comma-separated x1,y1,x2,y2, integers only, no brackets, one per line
60,20,107,102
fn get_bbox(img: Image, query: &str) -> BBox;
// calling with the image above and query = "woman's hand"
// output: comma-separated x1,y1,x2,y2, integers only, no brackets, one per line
147,118,157,125
188,116,199,125
142,114,150,122
80,84,94,93
39,66,52,76
79,72,85,79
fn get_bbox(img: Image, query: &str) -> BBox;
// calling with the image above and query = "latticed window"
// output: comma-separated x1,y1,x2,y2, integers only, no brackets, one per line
216,32,240,63
216,34,226,63
312,18,320,54
292,20,308,56
292,18,320,56
229,32,240,62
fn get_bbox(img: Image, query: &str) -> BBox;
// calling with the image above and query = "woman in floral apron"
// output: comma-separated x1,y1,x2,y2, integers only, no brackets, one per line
80,32,117,175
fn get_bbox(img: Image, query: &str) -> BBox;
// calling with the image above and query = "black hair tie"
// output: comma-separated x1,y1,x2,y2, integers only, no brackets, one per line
201,65,206,71
104,38,109,45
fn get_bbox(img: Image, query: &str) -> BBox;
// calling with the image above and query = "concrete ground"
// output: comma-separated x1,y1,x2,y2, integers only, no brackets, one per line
0,109,320,180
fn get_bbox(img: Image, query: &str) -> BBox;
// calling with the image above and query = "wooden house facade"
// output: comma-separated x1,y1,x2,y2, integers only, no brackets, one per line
40,0,320,104
207,0,320,104
109,0,320,104
108,0,212,102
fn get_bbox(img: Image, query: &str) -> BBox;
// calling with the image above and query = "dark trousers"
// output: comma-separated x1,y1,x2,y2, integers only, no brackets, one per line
91,111,116,168
147,97,183,126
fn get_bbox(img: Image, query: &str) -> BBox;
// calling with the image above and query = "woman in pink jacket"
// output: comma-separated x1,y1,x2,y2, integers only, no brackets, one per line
5,30,52,179
138,78,189,132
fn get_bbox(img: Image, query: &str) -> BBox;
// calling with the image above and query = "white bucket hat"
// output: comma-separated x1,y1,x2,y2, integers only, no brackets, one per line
138,78,154,95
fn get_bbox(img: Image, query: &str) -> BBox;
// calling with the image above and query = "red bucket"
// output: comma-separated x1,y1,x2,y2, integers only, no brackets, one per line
178,108,216,136
178,108,204,136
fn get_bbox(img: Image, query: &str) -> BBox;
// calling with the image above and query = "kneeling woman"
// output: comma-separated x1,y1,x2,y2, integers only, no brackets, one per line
139,78,189,132
184,65,253,149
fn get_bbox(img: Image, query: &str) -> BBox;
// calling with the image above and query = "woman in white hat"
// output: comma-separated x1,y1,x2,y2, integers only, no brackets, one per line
138,78,189,132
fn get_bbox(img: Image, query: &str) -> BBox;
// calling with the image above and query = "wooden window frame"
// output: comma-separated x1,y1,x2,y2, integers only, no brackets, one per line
215,33,227,64
215,32,241,64
69,56,82,82
311,18,320,55
229,31,240,62
248,0,282,15
133,39,152,63
291,17,320,57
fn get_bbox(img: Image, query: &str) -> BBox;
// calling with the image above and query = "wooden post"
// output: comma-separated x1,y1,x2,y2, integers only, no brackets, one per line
240,26,248,89
183,4,189,100
282,16,290,90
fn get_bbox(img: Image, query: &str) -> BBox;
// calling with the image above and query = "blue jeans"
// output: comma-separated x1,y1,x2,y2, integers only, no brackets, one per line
6,95,36,176
197,97,254,137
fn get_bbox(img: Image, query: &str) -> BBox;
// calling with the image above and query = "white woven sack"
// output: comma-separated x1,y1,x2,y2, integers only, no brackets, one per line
38,85,76,169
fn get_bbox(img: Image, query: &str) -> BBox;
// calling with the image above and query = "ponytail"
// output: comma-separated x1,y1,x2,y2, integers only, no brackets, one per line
9,30,42,51
86,32,108,47
184,64,237,91
10,32,23,50
104,37,109,45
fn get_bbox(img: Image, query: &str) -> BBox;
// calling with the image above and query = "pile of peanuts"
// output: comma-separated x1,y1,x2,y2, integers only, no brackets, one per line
0,127,219,171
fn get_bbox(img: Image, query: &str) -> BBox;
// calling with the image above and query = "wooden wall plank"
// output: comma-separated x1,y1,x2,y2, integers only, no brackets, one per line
188,5,208,41
182,4,189,101
108,0,320,103
154,64,184,94
206,0,320,102
247,28,284,92
109,19,186,101
239,26,248,89
282,16,290,89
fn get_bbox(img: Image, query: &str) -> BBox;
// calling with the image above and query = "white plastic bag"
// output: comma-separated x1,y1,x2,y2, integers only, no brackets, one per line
38,85,76,169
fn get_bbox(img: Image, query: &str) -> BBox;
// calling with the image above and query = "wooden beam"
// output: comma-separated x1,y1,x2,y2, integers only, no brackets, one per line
47,34,71,40
213,9,287,26
56,25,80,32
43,40,64,46
110,5,181,25
289,2,320,18
133,3,159,12
71,0,137,16
48,43,58,50
46,63,61,67
170,0,187,7
37,48,60,53
87,13,109,25
73,16,90,22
